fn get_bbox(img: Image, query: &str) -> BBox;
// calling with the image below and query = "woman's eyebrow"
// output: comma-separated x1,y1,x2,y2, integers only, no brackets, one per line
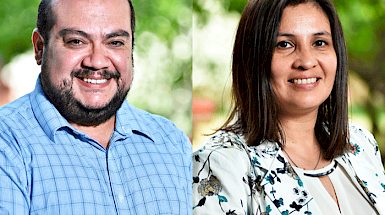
277,31,332,37
277,33,296,37
314,31,332,36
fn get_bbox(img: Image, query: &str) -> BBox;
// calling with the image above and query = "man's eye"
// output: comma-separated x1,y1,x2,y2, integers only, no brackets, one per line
276,41,293,48
67,39,83,45
110,41,124,46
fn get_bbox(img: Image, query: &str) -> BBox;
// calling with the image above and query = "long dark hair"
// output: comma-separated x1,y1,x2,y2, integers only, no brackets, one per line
222,0,349,160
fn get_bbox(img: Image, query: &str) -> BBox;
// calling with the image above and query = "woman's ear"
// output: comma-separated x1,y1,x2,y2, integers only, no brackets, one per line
32,29,44,65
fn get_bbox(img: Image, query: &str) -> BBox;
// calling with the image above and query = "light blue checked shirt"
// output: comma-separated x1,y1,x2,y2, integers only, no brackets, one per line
0,77,192,215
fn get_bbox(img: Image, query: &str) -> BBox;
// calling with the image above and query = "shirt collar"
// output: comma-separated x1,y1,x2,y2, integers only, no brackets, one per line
114,100,154,142
30,76,154,142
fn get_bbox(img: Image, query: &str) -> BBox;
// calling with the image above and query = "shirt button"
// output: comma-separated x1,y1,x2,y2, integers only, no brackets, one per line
118,194,124,202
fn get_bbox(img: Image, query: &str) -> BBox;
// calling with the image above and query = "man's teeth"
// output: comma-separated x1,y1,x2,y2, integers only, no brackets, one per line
293,78,317,84
83,78,108,84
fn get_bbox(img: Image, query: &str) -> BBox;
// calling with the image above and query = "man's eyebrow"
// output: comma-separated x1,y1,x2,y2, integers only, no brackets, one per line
59,28,89,39
106,30,130,39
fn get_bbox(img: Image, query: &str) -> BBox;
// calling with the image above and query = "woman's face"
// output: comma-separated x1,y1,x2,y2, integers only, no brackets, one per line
271,2,337,117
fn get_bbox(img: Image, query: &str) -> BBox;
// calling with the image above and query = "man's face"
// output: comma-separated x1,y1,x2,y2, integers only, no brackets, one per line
35,0,133,126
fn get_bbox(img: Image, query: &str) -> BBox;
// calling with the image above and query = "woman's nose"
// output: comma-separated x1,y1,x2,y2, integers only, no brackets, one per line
292,47,318,70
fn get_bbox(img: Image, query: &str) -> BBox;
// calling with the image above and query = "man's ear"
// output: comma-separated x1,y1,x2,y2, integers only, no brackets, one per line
32,29,44,65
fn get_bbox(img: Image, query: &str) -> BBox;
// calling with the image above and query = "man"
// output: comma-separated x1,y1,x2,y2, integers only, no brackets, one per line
0,0,192,214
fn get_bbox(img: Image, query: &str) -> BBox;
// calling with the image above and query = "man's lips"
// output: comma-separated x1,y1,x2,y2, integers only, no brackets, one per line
72,69,120,82
76,77,112,88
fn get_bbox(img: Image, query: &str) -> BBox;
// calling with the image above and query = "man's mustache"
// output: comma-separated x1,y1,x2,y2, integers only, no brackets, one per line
71,69,121,80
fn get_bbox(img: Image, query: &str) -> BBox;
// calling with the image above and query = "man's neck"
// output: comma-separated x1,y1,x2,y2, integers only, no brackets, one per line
70,115,116,149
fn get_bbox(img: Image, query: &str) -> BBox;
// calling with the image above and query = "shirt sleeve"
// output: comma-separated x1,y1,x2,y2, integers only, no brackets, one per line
0,127,29,215
192,143,255,215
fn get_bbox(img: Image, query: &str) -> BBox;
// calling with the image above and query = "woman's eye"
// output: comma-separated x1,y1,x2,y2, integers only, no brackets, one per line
276,41,293,48
314,40,327,47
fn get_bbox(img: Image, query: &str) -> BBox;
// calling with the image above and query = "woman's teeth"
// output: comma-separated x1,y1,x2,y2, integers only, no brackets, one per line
293,78,317,84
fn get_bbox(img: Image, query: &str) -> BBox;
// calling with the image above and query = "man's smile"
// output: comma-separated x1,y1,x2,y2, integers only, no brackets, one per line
82,78,109,84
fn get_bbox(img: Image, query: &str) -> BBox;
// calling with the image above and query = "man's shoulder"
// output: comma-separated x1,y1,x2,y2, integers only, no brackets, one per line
0,94,36,154
0,94,32,124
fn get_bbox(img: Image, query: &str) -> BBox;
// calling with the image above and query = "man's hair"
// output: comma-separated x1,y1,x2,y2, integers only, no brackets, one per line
36,0,136,46
221,0,349,160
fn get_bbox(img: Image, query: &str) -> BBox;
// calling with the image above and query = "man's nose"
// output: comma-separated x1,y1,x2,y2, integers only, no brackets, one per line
82,45,111,70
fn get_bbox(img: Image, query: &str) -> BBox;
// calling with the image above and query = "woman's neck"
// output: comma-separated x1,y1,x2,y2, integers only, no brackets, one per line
279,109,318,145
279,112,330,169
279,113,318,148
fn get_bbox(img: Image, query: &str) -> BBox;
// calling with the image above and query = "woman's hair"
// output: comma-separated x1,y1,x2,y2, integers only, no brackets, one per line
222,0,349,160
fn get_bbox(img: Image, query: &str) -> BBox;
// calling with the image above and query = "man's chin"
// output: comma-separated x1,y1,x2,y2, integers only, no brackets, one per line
45,87,128,126
64,99,123,126
80,101,111,111
40,74,130,126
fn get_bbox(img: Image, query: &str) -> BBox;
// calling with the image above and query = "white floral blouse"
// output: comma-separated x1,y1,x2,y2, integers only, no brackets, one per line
192,124,385,214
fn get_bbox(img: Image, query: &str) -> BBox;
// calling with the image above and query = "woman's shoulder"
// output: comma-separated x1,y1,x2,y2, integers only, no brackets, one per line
194,130,245,152
192,130,277,214
193,130,249,165
193,130,280,168
349,123,379,156
347,123,383,169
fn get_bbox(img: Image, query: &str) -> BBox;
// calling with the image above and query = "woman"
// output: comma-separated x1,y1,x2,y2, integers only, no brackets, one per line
192,0,385,214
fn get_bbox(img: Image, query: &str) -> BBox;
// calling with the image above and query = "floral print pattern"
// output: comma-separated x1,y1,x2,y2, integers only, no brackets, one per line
197,175,223,197
193,124,385,214
350,142,361,155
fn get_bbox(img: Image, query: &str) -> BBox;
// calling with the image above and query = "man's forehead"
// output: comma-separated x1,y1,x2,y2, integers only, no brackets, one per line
52,0,129,7
52,0,131,18
51,0,131,34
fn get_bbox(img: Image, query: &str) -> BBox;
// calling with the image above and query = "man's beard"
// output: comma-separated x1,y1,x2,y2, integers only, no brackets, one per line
40,64,130,126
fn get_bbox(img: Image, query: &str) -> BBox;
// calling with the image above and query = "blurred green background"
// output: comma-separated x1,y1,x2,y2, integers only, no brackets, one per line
192,0,385,165
0,0,192,137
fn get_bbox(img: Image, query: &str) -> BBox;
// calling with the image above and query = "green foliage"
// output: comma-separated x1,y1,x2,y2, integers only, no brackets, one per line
193,0,246,26
336,0,385,144
133,0,191,46
130,0,192,134
0,0,40,64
